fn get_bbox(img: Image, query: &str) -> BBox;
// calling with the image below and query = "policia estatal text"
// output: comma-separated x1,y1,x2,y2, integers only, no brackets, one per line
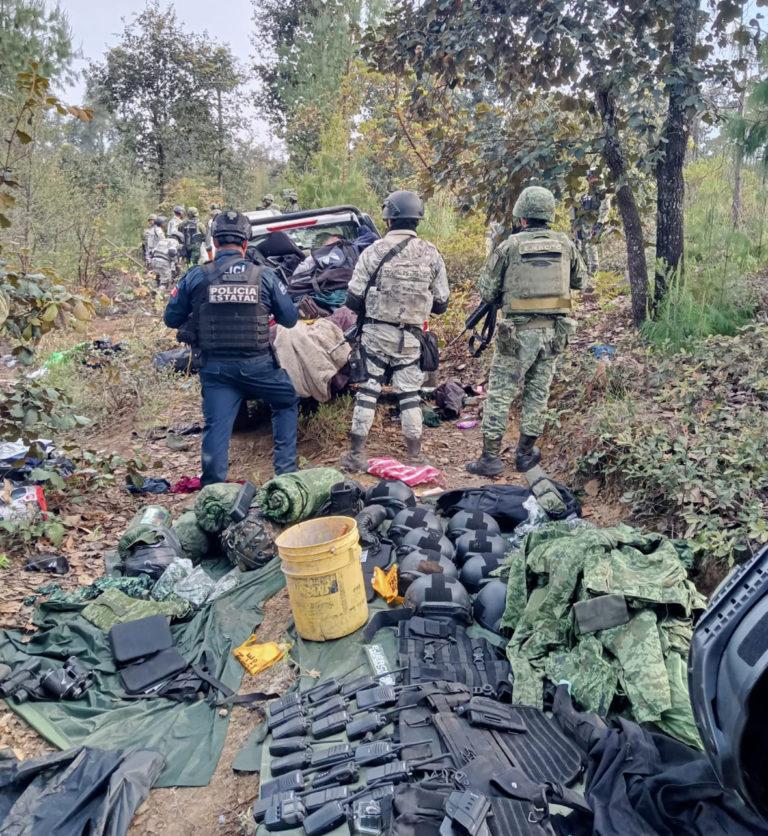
164,209,299,484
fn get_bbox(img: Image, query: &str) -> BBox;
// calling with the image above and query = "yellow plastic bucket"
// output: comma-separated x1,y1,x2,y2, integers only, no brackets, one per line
275,516,368,641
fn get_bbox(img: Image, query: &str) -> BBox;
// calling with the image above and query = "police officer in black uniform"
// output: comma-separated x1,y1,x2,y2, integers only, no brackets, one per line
164,209,299,484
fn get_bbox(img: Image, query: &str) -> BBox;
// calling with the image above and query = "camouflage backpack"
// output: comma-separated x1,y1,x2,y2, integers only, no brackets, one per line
221,508,278,571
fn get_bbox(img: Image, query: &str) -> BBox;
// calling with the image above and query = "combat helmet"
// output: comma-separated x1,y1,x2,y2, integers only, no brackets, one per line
364,480,416,519
173,204,184,215
454,530,508,567
262,193,275,205
221,508,277,571
473,579,508,633
382,190,424,220
403,574,471,623
460,554,503,594
211,209,251,244
446,510,501,542
397,527,455,561
187,206,199,218
388,506,443,545
512,186,556,222
398,547,458,595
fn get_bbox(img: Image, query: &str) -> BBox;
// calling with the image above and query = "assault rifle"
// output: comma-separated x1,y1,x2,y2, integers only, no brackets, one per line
447,300,499,358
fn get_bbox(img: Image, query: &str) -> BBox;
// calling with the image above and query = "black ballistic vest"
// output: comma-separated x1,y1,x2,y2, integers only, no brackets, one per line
194,259,271,355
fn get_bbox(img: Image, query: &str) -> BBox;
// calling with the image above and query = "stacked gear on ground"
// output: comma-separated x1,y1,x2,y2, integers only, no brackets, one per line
194,483,243,533
257,467,345,524
500,523,706,748
171,510,212,562
222,508,280,571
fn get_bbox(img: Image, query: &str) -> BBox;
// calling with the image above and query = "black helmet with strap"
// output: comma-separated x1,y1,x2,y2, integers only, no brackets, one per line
211,209,252,245
382,190,424,220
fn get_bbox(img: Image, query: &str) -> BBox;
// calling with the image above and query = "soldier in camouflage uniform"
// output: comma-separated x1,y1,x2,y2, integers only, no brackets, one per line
341,190,449,471
167,204,185,238
149,229,180,291
261,193,281,213
142,213,158,263
205,204,221,261
283,188,301,212
179,207,207,267
571,169,611,277
467,186,586,476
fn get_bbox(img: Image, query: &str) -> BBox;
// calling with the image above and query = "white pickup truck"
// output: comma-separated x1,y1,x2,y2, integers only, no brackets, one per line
246,205,379,253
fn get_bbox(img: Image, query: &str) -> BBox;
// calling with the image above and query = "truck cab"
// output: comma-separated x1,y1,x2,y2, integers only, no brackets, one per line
247,205,379,253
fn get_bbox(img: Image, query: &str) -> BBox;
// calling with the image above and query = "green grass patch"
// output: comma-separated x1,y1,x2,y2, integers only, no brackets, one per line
579,324,768,569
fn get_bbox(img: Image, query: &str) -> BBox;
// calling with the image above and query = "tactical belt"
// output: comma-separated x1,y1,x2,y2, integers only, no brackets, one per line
364,316,424,336
507,296,571,312
511,316,559,330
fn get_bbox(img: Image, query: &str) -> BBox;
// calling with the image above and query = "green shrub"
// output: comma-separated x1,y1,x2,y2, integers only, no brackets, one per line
580,324,768,568
643,262,756,350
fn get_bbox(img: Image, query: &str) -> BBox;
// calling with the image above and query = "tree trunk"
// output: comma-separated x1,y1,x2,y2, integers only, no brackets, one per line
156,139,166,204
216,87,224,191
654,0,698,310
732,35,747,230
595,85,648,326
732,140,744,230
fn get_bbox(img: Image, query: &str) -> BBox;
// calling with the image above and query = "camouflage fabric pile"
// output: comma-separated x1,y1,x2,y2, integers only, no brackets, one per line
171,510,212,562
81,588,190,631
151,557,195,601
194,483,242,533
501,524,706,748
257,467,345,524
117,523,162,559
39,575,154,605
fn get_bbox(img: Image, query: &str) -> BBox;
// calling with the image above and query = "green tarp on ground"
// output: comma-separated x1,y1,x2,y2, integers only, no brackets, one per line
0,558,286,788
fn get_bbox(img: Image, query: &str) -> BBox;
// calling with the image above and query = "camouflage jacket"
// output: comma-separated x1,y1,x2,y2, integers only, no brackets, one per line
501,524,706,749
348,230,449,327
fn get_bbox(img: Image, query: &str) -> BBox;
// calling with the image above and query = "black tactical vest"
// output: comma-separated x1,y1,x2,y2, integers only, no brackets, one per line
193,258,271,355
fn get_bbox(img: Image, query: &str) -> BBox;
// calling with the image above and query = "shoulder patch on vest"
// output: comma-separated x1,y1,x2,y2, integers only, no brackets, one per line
518,239,566,255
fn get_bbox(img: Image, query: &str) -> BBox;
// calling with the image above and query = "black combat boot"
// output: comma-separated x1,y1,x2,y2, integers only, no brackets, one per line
340,434,368,473
515,434,541,472
466,438,504,476
405,436,430,466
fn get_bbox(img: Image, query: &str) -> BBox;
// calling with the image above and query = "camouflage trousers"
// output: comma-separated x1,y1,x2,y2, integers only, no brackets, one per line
482,321,563,441
351,323,425,441
151,260,174,290
576,235,600,276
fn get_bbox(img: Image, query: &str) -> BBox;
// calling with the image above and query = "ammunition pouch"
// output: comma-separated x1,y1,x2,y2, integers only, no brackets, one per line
415,329,439,372
496,320,518,356
348,340,367,383
552,316,577,353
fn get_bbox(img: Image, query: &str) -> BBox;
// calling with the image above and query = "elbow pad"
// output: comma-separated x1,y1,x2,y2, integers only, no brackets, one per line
355,504,388,548
431,298,449,315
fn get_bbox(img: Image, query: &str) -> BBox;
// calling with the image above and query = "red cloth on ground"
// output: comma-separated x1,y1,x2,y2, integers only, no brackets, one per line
170,475,202,494
366,458,442,487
